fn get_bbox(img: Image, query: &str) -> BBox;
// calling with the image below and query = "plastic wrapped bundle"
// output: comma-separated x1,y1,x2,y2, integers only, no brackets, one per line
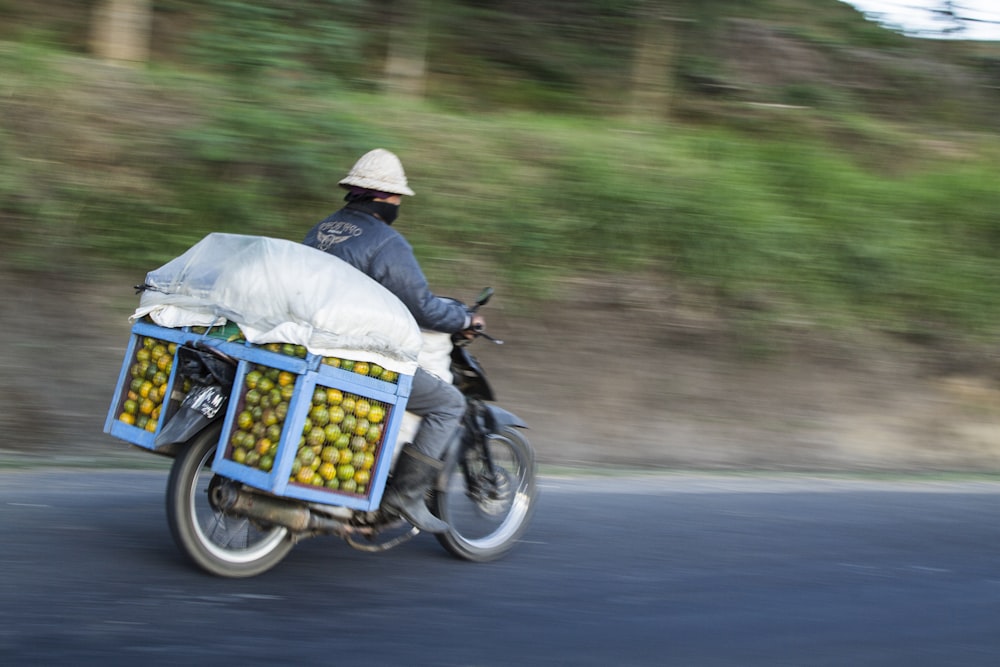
131,233,423,375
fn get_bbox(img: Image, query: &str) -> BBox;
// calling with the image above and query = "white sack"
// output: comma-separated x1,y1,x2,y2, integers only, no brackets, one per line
131,233,422,375
392,331,455,462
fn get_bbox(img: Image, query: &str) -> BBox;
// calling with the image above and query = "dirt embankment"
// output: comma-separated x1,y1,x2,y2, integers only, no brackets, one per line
3,270,1000,473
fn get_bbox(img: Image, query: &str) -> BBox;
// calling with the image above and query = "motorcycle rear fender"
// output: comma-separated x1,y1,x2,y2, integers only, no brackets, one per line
153,384,229,451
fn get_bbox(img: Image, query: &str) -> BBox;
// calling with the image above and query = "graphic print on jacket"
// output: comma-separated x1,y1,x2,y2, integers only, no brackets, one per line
313,220,363,251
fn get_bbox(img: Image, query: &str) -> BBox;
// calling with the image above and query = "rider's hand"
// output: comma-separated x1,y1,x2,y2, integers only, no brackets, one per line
462,314,486,339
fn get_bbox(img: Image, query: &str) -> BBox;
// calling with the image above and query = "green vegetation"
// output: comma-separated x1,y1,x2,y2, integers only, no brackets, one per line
1,1,1000,347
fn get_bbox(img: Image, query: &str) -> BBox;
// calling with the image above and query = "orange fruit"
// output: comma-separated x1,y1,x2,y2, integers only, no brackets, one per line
327,406,345,425
318,462,337,481
341,414,357,434
156,354,172,372
323,423,341,444
245,370,262,390
237,410,254,430
309,405,329,427
367,404,385,424
306,427,325,448
312,388,327,405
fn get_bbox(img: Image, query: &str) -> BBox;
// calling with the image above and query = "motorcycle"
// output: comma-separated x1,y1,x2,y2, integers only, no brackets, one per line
144,288,537,578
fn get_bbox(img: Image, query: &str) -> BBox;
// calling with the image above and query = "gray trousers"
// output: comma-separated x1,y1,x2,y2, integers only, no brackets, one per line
403,367,467,460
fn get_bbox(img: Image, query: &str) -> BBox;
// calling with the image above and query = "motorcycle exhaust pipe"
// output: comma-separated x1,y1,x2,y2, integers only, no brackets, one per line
211,483,350,535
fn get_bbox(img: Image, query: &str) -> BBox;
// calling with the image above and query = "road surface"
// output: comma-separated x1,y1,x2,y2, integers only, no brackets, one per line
2,469,999,666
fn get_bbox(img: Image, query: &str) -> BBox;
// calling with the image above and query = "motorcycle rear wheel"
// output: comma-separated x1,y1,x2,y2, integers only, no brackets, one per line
165,425,294,578
433,426,537,562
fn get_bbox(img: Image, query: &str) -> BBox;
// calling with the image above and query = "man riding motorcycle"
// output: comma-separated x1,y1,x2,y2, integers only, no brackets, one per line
303,148,484,534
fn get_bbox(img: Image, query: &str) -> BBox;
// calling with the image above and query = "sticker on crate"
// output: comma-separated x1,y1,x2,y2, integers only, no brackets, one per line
223,363,299,474
288,382,391,497
114,335,190,433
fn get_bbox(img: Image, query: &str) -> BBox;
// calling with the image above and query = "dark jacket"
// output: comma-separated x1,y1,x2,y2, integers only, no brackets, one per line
303,205,468,333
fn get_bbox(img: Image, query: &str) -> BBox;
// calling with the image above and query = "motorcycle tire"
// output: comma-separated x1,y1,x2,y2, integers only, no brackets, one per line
432,426,537,562
165,424,294,578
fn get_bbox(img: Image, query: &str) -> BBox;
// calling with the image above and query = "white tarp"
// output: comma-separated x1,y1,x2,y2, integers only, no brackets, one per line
131,233,423,375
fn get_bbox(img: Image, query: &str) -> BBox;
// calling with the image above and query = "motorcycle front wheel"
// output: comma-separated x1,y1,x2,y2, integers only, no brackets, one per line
165,424,294,578
433,426,537,562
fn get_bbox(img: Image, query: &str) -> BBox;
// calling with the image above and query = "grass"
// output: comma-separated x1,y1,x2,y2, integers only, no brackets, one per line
2,41,1000,347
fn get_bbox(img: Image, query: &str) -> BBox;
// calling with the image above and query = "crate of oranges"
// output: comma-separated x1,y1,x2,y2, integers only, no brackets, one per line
104,320,200,450
210,345,412,511
106,320,414,510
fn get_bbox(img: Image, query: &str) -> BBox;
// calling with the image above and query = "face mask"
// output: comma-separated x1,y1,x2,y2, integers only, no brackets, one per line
369,200,400,225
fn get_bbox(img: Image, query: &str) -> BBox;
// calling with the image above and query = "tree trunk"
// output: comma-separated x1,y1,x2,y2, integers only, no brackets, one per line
629,3,678,120
383,0,431,99
90,0,153,63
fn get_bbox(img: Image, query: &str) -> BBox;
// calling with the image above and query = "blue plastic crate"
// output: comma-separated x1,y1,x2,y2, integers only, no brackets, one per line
104,321,201,450
212,357,412,511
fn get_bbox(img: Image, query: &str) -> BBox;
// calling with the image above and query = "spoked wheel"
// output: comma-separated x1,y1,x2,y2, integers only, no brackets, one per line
432,426,537,562
165,425,294,578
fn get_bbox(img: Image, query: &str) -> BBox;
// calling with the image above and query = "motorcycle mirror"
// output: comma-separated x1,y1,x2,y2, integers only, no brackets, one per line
475,287,494,307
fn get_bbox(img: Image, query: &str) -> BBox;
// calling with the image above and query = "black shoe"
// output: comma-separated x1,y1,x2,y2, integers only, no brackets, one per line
383,446,449,534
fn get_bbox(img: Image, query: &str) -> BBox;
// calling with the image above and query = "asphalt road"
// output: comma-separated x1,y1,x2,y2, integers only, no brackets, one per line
2,469,999,666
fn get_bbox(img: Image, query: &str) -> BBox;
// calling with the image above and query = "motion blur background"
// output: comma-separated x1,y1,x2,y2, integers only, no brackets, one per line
2,0,999,472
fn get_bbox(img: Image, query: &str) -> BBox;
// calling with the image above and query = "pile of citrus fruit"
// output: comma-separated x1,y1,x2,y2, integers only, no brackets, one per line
224,363,296,476
320,355,399,385
242,340,400,387
289,382,390,496
117,336,185,432
225,363,391,498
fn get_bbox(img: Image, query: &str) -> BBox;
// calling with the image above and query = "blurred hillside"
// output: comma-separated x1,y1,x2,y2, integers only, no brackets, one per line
3,1,1000,470
3,2,1000,340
